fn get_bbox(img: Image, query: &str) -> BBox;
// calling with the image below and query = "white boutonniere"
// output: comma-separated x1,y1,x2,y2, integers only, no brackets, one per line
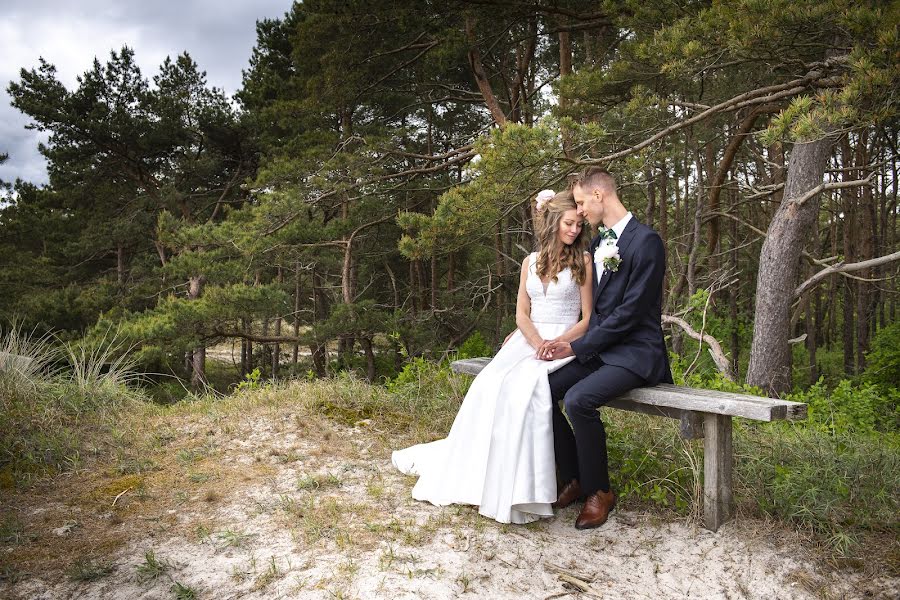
594,240,621,273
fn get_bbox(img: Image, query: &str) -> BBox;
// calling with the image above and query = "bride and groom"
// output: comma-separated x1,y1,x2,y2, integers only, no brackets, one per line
393,167,672,529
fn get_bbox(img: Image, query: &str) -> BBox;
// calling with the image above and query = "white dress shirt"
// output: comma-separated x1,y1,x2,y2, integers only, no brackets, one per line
595,211,632,282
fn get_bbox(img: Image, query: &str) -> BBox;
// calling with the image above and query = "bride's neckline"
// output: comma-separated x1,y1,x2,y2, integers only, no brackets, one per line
532,252,565,296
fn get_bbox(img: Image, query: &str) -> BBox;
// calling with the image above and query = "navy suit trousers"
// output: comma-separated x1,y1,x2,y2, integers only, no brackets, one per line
549,358,645,496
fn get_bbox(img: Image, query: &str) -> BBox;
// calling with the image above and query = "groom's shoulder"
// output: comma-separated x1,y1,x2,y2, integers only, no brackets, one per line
629,217,661,239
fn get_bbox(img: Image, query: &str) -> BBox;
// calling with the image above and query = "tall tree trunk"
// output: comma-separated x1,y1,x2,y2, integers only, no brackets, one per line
840,139,856,375
273,267,282,378
465,16,507,127
360,336,376,382
495,221,505,337
687,148,706,297
728,185,740,378
559,21,573,158
409,260,419,314
807,289,819,385
447,252,456,293
703,142,717,275
311,268,327,377
658,163,669,307
708,110,766,257
747,133,837,395
431,253,438,309
293,262,301,366
188,275,207,390
644,165,656,229
855,132,874,372
262,317,270,374
117,244,126,288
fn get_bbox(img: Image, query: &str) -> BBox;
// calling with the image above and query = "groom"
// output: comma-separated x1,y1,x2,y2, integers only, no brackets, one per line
539,167,672,529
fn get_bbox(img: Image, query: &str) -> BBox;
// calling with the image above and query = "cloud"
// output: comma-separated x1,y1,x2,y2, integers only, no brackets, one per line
0,0,290,185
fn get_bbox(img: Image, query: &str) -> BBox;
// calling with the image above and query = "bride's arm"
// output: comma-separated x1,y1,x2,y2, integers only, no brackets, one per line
515,257,545,350
555,254,593,343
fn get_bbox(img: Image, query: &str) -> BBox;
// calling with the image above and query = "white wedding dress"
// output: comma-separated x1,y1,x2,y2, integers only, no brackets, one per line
392,252,582,523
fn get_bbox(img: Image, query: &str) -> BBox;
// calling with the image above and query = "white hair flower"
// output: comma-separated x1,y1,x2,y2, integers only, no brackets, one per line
535,189,555,212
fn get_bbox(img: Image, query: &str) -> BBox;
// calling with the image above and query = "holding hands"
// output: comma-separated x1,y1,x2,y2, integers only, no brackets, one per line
537,338,574,361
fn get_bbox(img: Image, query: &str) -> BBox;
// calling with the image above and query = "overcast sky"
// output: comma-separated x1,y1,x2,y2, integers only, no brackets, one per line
0,0,292,186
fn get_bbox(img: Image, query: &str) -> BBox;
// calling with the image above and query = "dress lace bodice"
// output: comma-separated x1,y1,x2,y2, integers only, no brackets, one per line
526,252,582,325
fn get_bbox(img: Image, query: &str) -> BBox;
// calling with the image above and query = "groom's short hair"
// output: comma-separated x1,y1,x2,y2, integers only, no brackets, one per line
577,167,617,195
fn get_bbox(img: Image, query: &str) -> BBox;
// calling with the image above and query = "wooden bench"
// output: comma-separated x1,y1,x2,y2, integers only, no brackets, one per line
451,357,807,532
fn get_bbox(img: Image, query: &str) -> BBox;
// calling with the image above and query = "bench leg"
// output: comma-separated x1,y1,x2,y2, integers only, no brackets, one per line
703,414,733,531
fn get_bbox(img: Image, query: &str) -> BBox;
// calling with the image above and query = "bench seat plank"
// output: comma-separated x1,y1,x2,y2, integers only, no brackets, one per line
450,358,806,422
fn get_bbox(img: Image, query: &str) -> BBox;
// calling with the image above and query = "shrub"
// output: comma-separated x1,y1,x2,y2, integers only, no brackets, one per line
787,378,898,435
0,324,143,485
863,321,900,389
456,331,493,359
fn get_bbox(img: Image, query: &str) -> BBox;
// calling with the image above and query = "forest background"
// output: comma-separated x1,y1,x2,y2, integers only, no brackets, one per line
1,0,898,570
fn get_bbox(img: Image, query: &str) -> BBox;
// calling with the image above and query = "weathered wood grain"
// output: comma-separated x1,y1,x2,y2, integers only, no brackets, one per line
703,413,733,532
450,359,806,422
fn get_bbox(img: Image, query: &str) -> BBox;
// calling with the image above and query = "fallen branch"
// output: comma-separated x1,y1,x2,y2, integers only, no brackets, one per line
112,487,132,507
662,315,735,381
544,561,595,584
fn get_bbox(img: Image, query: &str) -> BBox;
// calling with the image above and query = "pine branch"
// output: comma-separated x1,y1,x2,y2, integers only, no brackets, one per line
793,250,900,299
576,67,845,166
788,173,876,207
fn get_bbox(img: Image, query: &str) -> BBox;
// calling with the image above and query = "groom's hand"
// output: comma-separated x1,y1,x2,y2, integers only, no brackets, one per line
535,339,554,359
539,340,573,361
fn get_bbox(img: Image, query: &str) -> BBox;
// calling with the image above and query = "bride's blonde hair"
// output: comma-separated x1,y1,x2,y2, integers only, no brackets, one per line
533,190,588,286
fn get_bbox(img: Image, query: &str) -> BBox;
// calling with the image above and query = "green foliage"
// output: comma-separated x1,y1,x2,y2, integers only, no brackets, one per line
456,331,492,360
737,422,899,556
171,581,198,600
136,549,171,583
0,323,144,484
862,321,900,389
66,558,114,582
234,368,265,393
606,412,699,515
787,378,898,435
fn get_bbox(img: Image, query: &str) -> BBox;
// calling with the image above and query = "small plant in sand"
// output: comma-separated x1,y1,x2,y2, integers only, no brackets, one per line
171,581,198,599
66,558,114,582
297,472,342,491
136,549,172,583
218,529,252,548
252,556,282,591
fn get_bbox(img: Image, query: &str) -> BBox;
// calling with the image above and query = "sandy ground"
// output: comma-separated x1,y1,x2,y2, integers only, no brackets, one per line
1,408,893,599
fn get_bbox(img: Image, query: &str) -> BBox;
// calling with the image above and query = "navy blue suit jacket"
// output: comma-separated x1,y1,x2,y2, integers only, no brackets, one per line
570,217,673,385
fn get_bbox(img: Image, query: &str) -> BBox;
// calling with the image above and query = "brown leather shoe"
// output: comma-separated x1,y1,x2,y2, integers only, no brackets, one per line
552,479,582,509
574,489,616,529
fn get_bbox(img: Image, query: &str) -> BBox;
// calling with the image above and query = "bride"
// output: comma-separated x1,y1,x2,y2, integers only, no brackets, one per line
392,189,593,523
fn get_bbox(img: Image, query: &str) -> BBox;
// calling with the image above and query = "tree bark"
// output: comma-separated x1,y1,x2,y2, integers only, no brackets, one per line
559,21,573,158
293,262,301,365
188,274,207,390
360,336,376,382
855,132,873,372
117,244,126,288
644,165,656,228
746,133,837,395
465,16,507,127
708,109,766,256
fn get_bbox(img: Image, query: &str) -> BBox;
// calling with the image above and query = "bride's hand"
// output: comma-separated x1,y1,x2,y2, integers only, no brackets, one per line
535,338,556,357
529,337,547,352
